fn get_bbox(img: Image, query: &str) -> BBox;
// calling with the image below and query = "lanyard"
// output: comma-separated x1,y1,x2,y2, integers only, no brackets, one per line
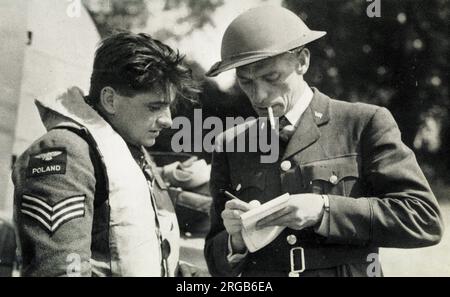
142,161,170,277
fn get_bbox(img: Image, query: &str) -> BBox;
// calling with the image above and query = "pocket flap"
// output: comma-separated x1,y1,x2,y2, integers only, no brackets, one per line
301,160,359,185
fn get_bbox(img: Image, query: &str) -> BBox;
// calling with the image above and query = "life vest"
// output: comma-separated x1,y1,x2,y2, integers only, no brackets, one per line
35,87,180,276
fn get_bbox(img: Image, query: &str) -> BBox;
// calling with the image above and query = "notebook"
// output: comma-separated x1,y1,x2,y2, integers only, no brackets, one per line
240,193,290,252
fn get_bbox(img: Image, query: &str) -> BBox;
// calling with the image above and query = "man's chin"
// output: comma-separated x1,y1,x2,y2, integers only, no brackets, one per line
137,138,156,148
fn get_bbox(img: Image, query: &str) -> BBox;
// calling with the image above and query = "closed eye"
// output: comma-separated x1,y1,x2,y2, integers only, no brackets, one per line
263,72,281,82
237,76,252,85
147,104,169,112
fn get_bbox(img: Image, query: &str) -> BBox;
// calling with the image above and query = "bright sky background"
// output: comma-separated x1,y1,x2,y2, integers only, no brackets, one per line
143,0,283,90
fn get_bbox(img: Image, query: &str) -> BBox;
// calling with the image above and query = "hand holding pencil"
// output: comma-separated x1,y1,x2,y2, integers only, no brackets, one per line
221,190,252,253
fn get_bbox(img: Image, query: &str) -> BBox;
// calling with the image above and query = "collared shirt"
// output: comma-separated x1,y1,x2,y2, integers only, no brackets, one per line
283,81,314,126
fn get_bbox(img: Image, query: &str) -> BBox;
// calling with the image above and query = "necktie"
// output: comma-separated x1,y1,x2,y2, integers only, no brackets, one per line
278,116,295,142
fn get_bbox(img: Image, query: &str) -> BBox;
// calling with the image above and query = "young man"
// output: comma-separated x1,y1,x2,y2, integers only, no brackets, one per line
12,32,199,276
204,6,443,277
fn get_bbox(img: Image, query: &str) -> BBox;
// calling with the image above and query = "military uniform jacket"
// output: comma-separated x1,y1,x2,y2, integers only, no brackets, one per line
12,88,179,276
205,88,443,277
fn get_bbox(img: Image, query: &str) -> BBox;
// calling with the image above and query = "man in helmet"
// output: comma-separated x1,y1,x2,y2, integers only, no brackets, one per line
204,6,443,277
12,32,202,276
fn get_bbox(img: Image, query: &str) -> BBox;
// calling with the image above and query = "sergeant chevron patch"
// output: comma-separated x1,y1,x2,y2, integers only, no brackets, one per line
20,194,86,234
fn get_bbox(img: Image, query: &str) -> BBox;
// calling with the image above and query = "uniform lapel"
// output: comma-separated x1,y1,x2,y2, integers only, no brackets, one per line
282,88,330,160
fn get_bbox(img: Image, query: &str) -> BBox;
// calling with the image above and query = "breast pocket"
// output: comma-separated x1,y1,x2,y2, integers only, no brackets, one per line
300,156,361,197
231,169,267,202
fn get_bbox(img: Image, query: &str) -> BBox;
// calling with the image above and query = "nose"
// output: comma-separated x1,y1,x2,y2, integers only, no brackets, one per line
251,81,269,106
156,107,172,129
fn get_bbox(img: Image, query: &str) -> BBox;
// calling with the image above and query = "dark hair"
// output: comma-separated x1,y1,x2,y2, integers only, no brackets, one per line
87,31,199,105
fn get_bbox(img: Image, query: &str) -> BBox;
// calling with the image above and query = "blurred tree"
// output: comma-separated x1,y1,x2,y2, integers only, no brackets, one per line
83,0,149,37
161,0,224,37
284,0,449,179
83,0,224,37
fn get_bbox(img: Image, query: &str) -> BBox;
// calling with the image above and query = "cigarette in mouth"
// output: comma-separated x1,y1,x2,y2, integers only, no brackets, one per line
267,106,276,130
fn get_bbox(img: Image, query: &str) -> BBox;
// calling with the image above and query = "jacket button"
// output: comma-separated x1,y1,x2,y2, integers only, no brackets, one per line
287,234,297,245
280,161,292,172
329,174,339,185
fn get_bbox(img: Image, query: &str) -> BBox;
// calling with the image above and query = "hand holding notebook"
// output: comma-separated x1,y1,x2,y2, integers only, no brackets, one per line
239,193,290,252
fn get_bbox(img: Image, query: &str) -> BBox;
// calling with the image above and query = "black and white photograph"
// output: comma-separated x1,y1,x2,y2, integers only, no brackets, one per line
0,0,448,281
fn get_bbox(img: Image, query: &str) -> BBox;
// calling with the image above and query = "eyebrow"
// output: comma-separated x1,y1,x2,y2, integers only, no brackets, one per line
146,99,171,107
148,101,170,106
237,71,279,80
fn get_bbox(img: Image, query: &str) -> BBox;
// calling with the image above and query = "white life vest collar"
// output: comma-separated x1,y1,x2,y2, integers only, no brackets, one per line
35,87,179,276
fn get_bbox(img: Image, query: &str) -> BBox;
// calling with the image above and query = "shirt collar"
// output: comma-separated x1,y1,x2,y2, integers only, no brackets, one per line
284,82,313,126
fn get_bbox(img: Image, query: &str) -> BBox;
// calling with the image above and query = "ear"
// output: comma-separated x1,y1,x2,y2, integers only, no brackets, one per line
99,86,118,115
295,48,310,75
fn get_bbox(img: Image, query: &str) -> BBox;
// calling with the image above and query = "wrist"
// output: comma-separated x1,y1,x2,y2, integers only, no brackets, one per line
313,195,331,235
319,194,330,220
315,194,328,223
321,194,330,212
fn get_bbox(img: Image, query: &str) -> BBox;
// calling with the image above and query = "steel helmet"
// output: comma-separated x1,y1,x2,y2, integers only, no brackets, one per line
206,6,326,77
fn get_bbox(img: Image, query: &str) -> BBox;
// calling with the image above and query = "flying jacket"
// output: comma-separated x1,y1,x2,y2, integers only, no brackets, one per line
12,87,179,276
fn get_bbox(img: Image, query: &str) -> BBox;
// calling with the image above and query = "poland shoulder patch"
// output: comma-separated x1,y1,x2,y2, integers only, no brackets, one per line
27,148,67,178
20,194,86,234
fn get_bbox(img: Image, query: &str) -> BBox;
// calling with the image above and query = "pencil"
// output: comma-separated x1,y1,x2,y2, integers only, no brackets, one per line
223,190,240,200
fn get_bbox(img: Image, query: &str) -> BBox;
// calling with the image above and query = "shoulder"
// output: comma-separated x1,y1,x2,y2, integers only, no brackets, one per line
311,88,388,128
329,98,380,119
12,128,97,196
323,96,401,149
26,128,90,155
15,128,91,169
327,97,397,129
